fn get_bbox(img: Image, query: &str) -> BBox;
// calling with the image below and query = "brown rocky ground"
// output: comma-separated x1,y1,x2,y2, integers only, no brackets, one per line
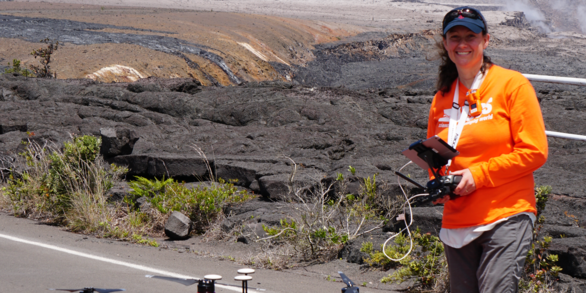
4,0,572,86
0,1,364,84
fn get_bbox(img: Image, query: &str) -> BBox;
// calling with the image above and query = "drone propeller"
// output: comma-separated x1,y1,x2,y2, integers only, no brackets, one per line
145,275,266,291
49,288,125,293
338,271,356,287
145,275,199,286
338,271,359,293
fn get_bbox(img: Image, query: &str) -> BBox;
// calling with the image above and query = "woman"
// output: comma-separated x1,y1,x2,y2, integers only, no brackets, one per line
427,6,548,293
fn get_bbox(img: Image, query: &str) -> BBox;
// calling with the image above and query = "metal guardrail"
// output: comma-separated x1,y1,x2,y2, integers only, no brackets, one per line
523,73,586,141
523,74,586,87
545,131,586,141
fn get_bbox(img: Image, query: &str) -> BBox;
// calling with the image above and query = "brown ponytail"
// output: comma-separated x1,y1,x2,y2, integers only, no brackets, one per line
436,34,493,94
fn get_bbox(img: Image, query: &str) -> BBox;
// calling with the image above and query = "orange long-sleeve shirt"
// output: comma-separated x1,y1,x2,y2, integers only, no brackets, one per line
427,65,548,229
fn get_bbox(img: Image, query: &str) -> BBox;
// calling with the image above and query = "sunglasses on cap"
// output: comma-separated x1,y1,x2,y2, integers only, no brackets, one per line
442,8,487,33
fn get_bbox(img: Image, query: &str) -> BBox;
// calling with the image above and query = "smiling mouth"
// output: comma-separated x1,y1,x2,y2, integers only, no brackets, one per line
456,52,471,55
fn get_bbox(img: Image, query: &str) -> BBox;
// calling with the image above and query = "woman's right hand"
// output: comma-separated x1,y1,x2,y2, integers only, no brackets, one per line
451,169,477,196
432,169,476,205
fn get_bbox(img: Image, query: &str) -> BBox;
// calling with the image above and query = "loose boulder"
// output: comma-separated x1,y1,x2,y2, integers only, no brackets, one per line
165,211,192,240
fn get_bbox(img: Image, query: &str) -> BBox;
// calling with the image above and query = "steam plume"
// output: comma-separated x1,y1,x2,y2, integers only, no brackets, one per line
499,0,551,33
576,5,586,33
498,0,586,34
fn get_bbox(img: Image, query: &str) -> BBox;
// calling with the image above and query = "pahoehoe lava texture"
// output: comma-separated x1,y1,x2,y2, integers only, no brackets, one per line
290,31,440,90
0,74,584,199
1,71,586,288
288,29,586,90
0,14,240,84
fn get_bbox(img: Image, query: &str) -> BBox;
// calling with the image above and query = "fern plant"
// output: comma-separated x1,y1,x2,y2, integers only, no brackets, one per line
127,176,173,207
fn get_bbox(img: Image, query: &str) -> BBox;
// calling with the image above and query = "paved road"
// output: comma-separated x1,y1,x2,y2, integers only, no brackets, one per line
0,213,388,293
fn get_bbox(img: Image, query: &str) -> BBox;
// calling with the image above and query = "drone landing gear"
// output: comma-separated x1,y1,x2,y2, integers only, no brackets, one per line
235,268,255,293
338,271,359,293
198,275,221,293
146,268,265,292
234,275,252,293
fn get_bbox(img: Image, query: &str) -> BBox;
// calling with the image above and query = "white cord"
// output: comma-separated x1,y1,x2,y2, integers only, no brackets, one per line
382,161,430,262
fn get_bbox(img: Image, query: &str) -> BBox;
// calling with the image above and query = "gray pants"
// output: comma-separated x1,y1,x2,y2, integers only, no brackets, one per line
444,214,534,293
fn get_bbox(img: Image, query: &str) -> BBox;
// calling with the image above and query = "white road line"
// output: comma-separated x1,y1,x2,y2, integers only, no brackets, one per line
0,233,248,293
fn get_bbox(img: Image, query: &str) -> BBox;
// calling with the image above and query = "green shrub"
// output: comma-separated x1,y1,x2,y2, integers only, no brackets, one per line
519,185,562,293
361,185,560,293
0,136,255,247
4,59,33,77
363,229,448,292
45,135,104,212
362,173,377,202
262,217,350,262
3,38,59,79
2,135,125,219
128,177,255,233
258,166,399,267
361,232,410,270
0,135,169,246
29,38,59,78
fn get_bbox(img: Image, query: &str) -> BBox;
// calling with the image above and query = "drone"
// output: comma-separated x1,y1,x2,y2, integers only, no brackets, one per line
49,288,125,293
46,268,358,293
338,271,359,293
146,268,265,293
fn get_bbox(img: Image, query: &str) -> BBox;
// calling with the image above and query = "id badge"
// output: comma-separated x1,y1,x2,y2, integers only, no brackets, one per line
466,90,482,117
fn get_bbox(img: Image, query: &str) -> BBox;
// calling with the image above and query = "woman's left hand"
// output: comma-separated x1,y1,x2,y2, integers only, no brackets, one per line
451,169,476,196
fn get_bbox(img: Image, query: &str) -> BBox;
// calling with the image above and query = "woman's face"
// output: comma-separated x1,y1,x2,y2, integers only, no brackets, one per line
443,26,490,71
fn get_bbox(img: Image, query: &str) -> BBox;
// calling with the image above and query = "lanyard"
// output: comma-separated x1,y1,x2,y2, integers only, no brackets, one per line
446,69,489,169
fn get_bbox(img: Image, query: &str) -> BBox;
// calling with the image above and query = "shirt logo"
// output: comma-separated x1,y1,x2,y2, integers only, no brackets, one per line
438,97,494,128
482,97,493,115
439,109,452,123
